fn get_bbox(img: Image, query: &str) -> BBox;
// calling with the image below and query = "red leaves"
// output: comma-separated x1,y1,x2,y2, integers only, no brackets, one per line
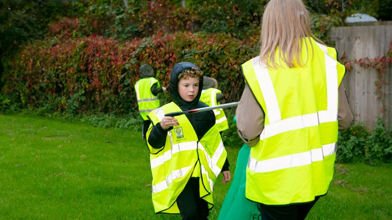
4,30,255,113
344,61,353,71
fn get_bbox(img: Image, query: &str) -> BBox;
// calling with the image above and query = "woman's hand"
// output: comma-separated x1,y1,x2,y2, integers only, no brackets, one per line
160,116,179,130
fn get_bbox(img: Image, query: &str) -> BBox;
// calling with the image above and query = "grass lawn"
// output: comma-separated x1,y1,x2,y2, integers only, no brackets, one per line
0,114,391,220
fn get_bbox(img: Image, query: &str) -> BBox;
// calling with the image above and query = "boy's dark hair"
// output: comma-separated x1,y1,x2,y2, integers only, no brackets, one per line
178,67,203,81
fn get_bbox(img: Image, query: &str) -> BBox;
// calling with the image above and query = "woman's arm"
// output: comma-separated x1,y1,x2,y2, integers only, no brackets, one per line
236,84,265,147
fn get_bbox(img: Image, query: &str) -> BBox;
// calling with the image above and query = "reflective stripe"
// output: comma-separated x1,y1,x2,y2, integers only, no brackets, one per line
210,90,217,107
138,98,159,102
201,165,214,191
252,57,281,123
260,110,337,140
155,108,165,121
152,166,192,193
216,116,227,124
210,90,220,115
140,108,157,113
248,143,336,173
150,141,198,169
135,83,140,100
315,42,338,115
198,140,225,177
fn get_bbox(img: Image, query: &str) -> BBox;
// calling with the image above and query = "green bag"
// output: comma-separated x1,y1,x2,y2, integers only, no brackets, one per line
218,144,261,220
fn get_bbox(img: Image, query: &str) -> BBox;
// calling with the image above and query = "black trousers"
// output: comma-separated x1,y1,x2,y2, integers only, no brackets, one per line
257,196,320,220
177,178,209,220
142,120,150,139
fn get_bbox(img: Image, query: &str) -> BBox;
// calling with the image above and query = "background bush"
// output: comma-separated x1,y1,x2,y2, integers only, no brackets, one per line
1,30,257,115
337,118,392,165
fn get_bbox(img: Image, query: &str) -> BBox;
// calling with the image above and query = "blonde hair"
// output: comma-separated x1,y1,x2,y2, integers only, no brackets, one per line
259,0,324,69
178,67,203,80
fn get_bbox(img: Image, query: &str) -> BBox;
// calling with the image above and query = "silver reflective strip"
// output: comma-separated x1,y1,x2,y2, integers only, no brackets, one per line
140,109,155,113
318,109,338,123
155,108,165,121
137,98,159,102
315,42,338,118
150,78,156,86
252,57,281,123
261,112,318,140
201,165,214,191
152,166,192,194
248,143,336,173
216,116,227,124
210,90,217,107
150,141,198,169
135,83,140,100
210,90,220,115
198,140,225,177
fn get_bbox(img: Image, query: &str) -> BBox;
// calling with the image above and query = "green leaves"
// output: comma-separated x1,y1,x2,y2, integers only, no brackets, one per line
337,118,392,165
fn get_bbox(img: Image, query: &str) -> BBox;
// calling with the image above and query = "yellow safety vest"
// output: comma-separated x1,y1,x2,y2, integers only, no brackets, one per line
135,77,160,120
147,102,227,213
242,38,345,205
200,88,229,132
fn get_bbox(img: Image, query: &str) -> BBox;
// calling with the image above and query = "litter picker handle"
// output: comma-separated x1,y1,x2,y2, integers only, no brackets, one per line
164,111,184,117
164,102,239,117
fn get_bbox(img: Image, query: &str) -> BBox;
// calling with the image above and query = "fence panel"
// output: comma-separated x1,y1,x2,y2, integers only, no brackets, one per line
328,23,392,130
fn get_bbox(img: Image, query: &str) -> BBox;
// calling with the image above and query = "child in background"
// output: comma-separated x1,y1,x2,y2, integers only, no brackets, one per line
199,76,229,133
134,64,166,140
146,62,231,219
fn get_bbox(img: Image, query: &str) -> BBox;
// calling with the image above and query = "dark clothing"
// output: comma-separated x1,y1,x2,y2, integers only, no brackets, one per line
177,178,209,220
142,120,151,139
257,196,320,220
151,83,163,96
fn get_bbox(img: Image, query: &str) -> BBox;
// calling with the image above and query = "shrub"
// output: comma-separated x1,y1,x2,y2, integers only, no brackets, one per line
1,31,258,116
337,118,392,165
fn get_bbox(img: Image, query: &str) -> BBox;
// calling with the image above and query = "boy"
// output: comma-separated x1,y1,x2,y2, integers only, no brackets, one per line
146,62,231,219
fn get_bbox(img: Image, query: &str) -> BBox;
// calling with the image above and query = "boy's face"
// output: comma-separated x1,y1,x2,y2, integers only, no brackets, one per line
178,76,199,102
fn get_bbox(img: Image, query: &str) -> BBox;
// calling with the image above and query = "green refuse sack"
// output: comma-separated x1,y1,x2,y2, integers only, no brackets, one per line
218,144,261,220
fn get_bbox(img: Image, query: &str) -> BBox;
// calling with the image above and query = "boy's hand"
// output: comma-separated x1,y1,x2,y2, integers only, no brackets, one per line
161,116,179,130
221,171,231,184
162,87,167,92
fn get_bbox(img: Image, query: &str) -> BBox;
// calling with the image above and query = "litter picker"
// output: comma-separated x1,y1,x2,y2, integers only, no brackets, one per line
164,102,239,117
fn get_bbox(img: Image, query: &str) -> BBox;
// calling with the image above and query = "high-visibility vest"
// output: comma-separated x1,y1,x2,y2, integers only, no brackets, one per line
135,77,160,120
147,102,227,214
200,88,229,132
242,38,345,205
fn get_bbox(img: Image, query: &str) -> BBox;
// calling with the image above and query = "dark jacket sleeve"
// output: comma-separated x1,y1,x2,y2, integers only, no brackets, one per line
216,93,224,102
148,123,170,149
151,83,163,96
222,158,230,172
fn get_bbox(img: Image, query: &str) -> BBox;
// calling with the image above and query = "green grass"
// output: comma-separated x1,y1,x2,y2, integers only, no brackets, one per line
0,114,391,220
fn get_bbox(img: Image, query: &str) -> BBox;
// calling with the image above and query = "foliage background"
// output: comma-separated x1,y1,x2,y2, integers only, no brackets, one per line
1,0,392,164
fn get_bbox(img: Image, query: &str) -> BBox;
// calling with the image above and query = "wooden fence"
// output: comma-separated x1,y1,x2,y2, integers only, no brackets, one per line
328,21,392,130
